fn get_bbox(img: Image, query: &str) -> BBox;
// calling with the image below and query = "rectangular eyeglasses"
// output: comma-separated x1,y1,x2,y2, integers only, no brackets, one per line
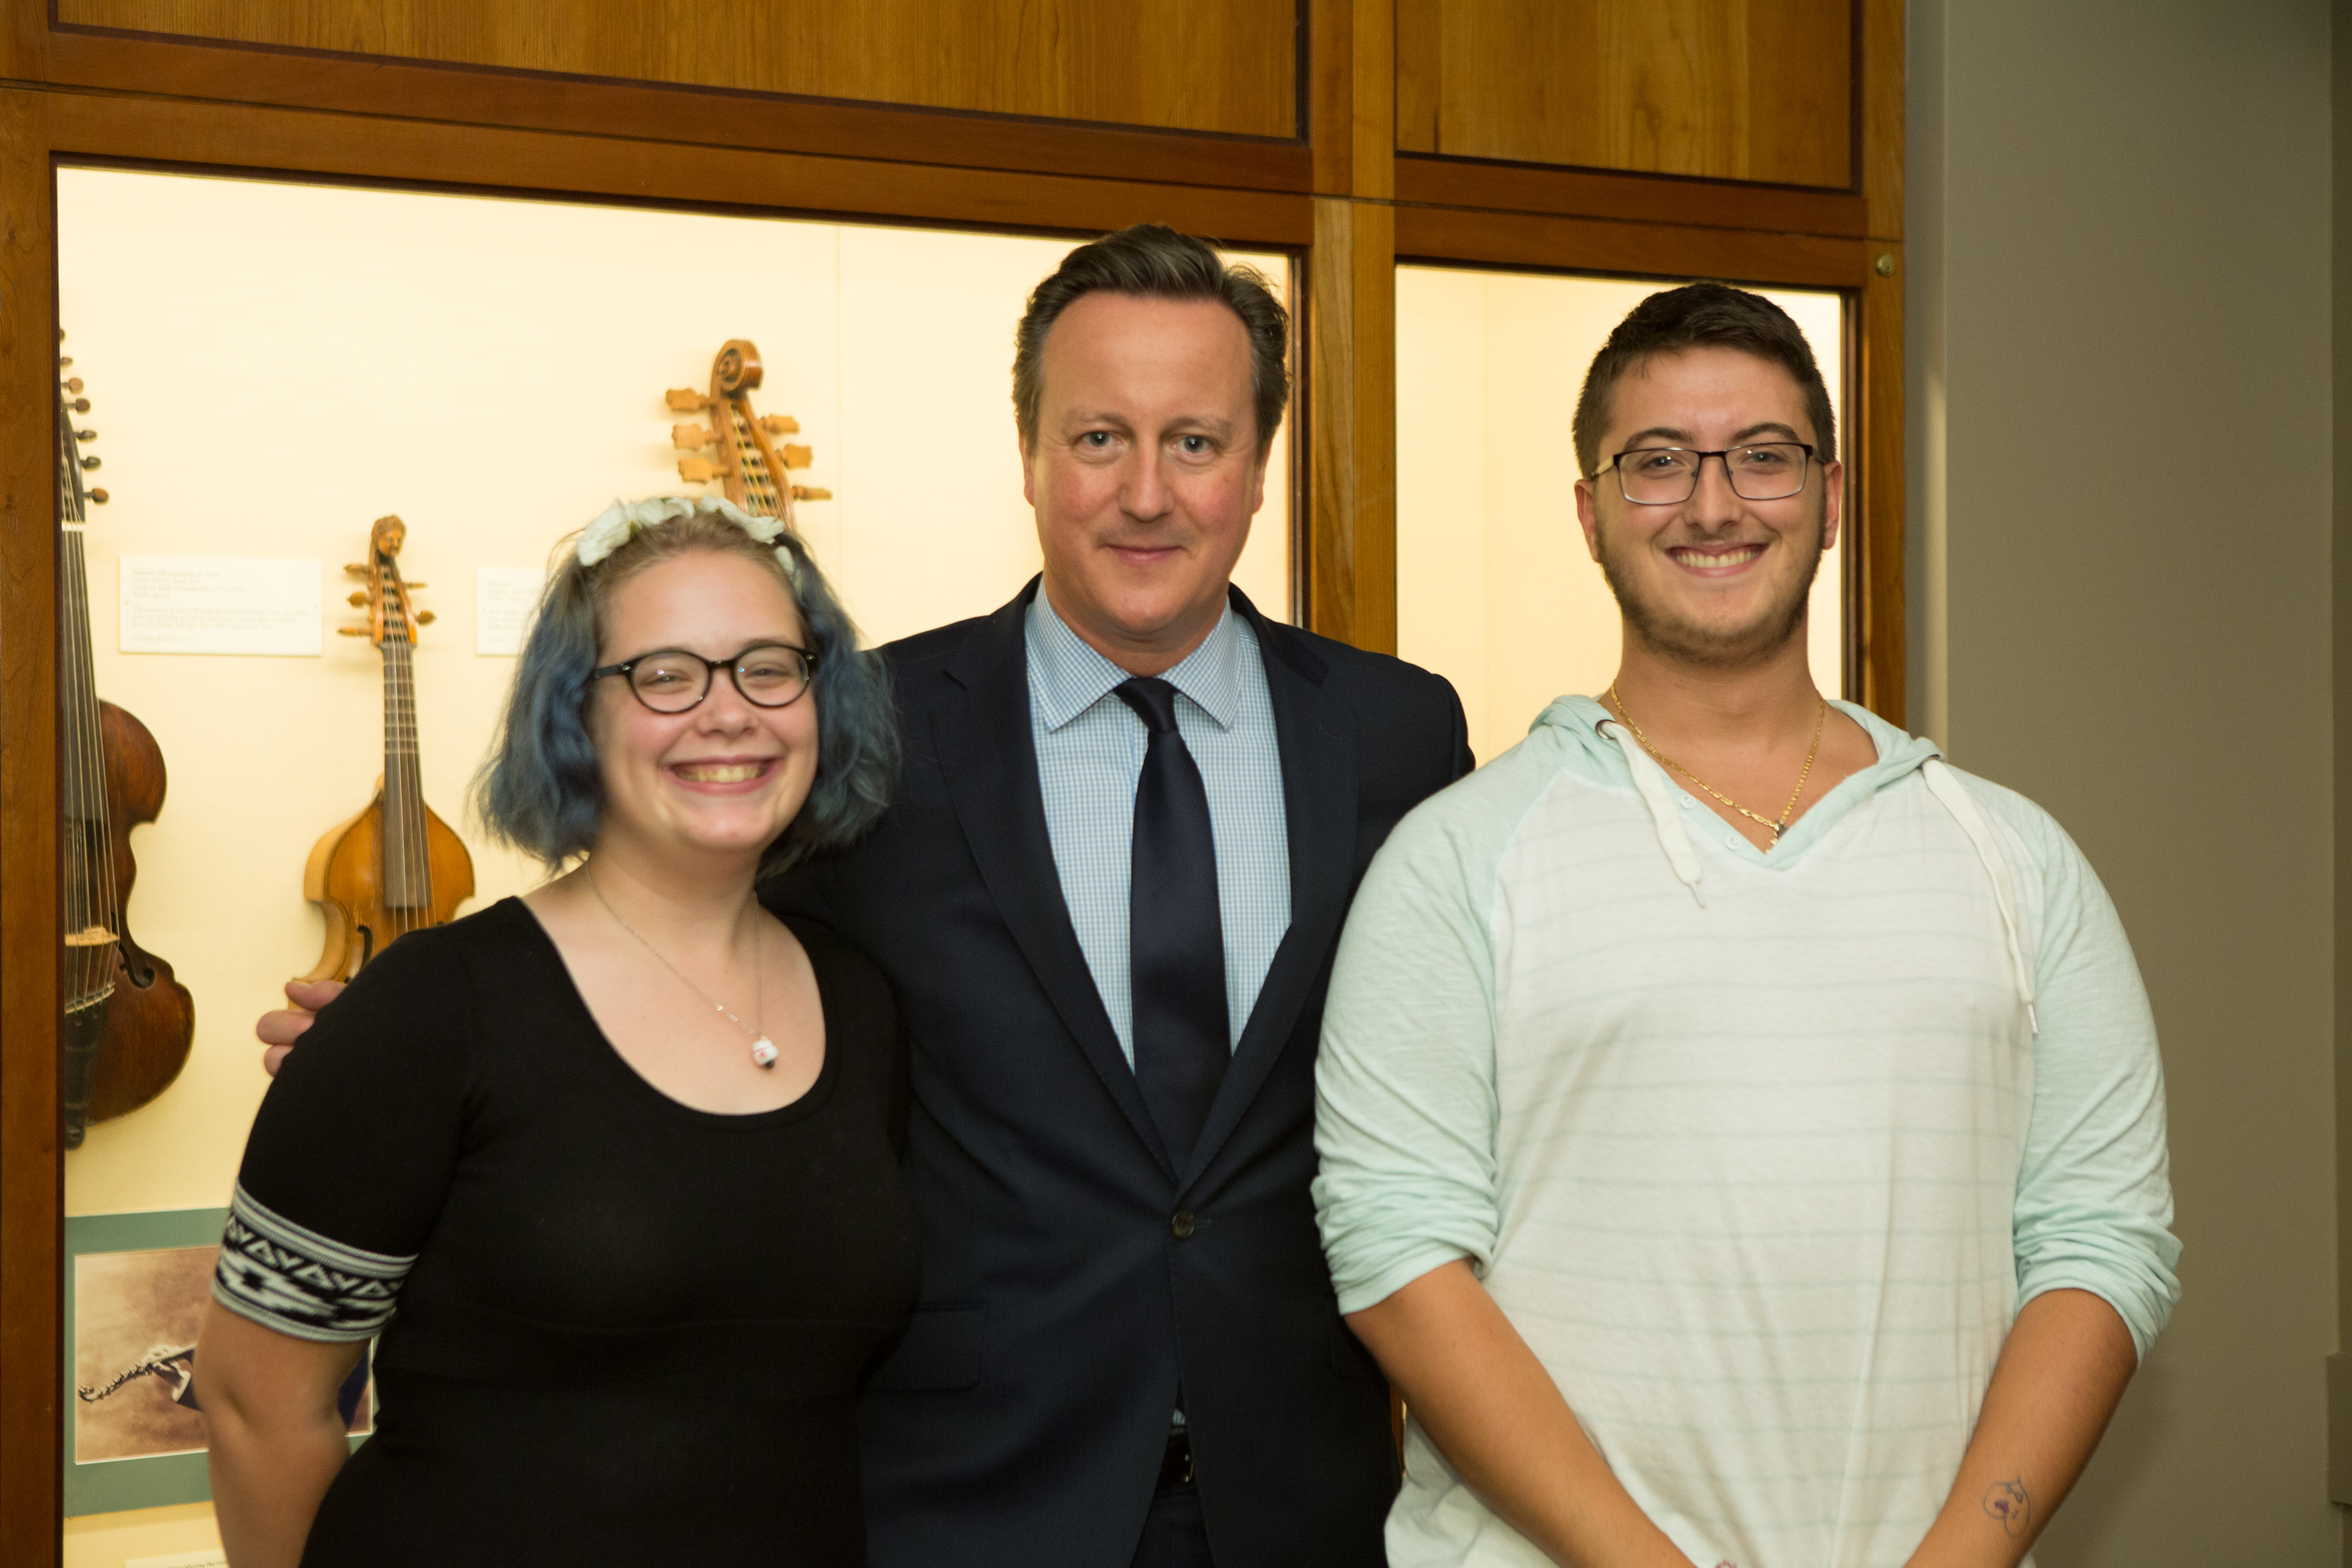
1598,441,1817,505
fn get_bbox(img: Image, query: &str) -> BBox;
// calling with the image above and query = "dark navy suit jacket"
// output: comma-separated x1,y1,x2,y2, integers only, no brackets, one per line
767,579,1472,1568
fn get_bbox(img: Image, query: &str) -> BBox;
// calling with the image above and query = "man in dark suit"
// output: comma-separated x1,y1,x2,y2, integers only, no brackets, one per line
263,225,1468,1566
773,226,1468,1568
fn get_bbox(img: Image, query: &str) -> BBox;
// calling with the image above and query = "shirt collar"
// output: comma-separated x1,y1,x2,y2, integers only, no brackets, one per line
1025,590,1243,734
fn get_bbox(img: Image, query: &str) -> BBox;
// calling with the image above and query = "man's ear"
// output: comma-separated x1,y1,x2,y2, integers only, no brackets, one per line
1019,419,1036,508
1573,477,1605,564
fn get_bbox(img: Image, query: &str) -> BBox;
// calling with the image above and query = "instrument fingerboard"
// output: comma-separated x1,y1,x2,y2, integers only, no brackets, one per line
56,369,119,1009
379,628,430,910
728,402,786,515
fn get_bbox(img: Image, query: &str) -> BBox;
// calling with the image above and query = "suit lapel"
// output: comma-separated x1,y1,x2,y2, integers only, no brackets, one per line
935,583,1177,1178
1180,590,1358,1190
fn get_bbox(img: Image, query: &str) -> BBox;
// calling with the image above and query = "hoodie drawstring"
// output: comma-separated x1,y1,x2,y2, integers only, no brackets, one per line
1599,716,2037,1035
1600,721,1707,908
1921,759,2040,1036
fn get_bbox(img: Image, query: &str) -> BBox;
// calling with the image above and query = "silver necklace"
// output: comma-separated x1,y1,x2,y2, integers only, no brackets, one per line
583,864,778,1069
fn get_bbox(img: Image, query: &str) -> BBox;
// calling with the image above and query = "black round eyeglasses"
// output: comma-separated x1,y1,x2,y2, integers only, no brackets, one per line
591,642,818,713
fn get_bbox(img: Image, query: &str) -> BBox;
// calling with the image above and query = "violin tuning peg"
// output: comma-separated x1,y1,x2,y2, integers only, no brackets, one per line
64,376,84,394
677,455,723,485
76,429,96,442
79,456,100,471
790,485,833,502
337,626,372,637
415,610,437,626
69,397,90,414
665,388,706,412
88,488,108,505
779,444,813,470
348,591,368,608
344,563,370,576
671,423,716,451
405,581,427,590
758,415,800,436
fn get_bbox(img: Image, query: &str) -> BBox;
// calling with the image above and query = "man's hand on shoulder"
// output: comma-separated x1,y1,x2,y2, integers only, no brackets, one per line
257,979,343,1076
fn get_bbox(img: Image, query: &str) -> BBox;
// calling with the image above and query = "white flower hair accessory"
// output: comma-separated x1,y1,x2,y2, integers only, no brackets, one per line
575,493,804,592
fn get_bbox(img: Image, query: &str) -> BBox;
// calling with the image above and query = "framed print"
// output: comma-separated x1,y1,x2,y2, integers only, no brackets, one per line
66,1207,372,1515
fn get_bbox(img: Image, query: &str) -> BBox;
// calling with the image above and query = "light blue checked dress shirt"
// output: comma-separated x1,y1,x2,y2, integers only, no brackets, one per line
1026,592,1290,1063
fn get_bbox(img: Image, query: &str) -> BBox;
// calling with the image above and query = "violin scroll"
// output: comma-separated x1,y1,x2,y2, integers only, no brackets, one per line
662,339,833,523
714,339,761,394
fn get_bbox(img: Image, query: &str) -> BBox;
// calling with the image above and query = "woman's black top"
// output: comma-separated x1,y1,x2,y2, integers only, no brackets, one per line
213,897,919,1566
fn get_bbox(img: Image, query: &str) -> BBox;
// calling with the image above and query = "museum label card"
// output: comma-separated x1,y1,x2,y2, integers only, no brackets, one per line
477,565,544,655
126,1553,227,1568
119,556,321,656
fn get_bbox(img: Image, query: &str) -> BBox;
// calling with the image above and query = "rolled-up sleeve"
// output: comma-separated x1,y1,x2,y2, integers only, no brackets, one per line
213,929,473,1342
1314,785,1515,1316
1992,789,2183,1359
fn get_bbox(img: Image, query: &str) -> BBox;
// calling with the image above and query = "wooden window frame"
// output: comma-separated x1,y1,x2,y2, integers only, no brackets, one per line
0,4,1900,1556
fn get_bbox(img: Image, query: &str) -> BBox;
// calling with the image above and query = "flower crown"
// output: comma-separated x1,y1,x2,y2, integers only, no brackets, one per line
575,494,807,592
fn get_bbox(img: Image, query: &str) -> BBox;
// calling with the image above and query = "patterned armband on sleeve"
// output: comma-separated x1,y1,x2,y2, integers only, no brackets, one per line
211,1185,416,1342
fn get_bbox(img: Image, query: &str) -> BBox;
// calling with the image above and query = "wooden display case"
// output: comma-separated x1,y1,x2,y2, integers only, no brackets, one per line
0,2,1904,1557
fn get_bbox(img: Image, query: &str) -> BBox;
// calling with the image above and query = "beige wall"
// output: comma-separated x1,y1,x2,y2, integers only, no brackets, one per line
1910,2,2337,1562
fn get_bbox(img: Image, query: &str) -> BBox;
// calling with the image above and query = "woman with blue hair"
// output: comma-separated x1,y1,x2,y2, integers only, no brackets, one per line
193,495,916,1566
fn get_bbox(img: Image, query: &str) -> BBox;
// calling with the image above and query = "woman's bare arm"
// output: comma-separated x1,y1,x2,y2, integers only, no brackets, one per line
196,1305,365,1568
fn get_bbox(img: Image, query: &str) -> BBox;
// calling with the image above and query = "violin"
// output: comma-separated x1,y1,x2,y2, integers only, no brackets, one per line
301,516,474,982
56,340,195,1148
666,339,833,521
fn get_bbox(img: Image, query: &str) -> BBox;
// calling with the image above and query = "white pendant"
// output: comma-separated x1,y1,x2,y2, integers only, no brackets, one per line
750,1036,779,1069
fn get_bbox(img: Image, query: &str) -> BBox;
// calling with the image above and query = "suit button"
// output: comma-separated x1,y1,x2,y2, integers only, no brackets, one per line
1170,1210,1196,1240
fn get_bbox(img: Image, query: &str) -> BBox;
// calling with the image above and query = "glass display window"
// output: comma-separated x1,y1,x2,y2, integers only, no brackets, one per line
1395,265,1845,766
53,172,1292,1548
58,169,1292,1216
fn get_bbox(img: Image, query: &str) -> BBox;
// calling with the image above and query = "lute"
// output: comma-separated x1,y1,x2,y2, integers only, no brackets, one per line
300,516,474,982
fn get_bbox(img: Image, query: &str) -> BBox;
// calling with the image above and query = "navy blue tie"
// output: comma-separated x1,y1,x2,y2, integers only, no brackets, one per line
1115,677,1229,1161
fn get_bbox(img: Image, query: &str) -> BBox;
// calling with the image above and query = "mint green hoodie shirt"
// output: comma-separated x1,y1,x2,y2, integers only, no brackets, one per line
1314,697,2179,1568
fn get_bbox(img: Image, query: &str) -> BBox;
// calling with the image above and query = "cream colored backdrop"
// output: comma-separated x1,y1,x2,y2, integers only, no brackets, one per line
1395,267,1843,765
56,169,1290,1219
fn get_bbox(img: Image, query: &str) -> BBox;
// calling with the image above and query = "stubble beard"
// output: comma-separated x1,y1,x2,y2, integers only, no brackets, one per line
1595,514,1827,671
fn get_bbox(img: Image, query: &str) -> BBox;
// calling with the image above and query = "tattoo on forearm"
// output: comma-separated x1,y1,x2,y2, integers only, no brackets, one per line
1983,1476,2031,1537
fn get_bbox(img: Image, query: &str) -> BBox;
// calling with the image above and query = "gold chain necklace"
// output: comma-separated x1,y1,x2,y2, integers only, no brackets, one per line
1607,683,1828,851
583,864,779,1069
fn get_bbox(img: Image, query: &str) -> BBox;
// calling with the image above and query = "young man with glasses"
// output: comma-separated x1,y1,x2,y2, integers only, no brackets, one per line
1312,284,2179,1568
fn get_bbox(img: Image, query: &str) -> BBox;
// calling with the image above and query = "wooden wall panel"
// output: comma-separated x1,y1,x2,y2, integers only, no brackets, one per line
1306,196,1396,652
36,90,1313,246
1394,208,1869,291
1393,158,1866,237
1310,0,1394,198
56,0,1301,140
1395,0,1853,190
1853,252,1904,720
1305,0,1397,650
1860,0,1903,238
1,87,63,1564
